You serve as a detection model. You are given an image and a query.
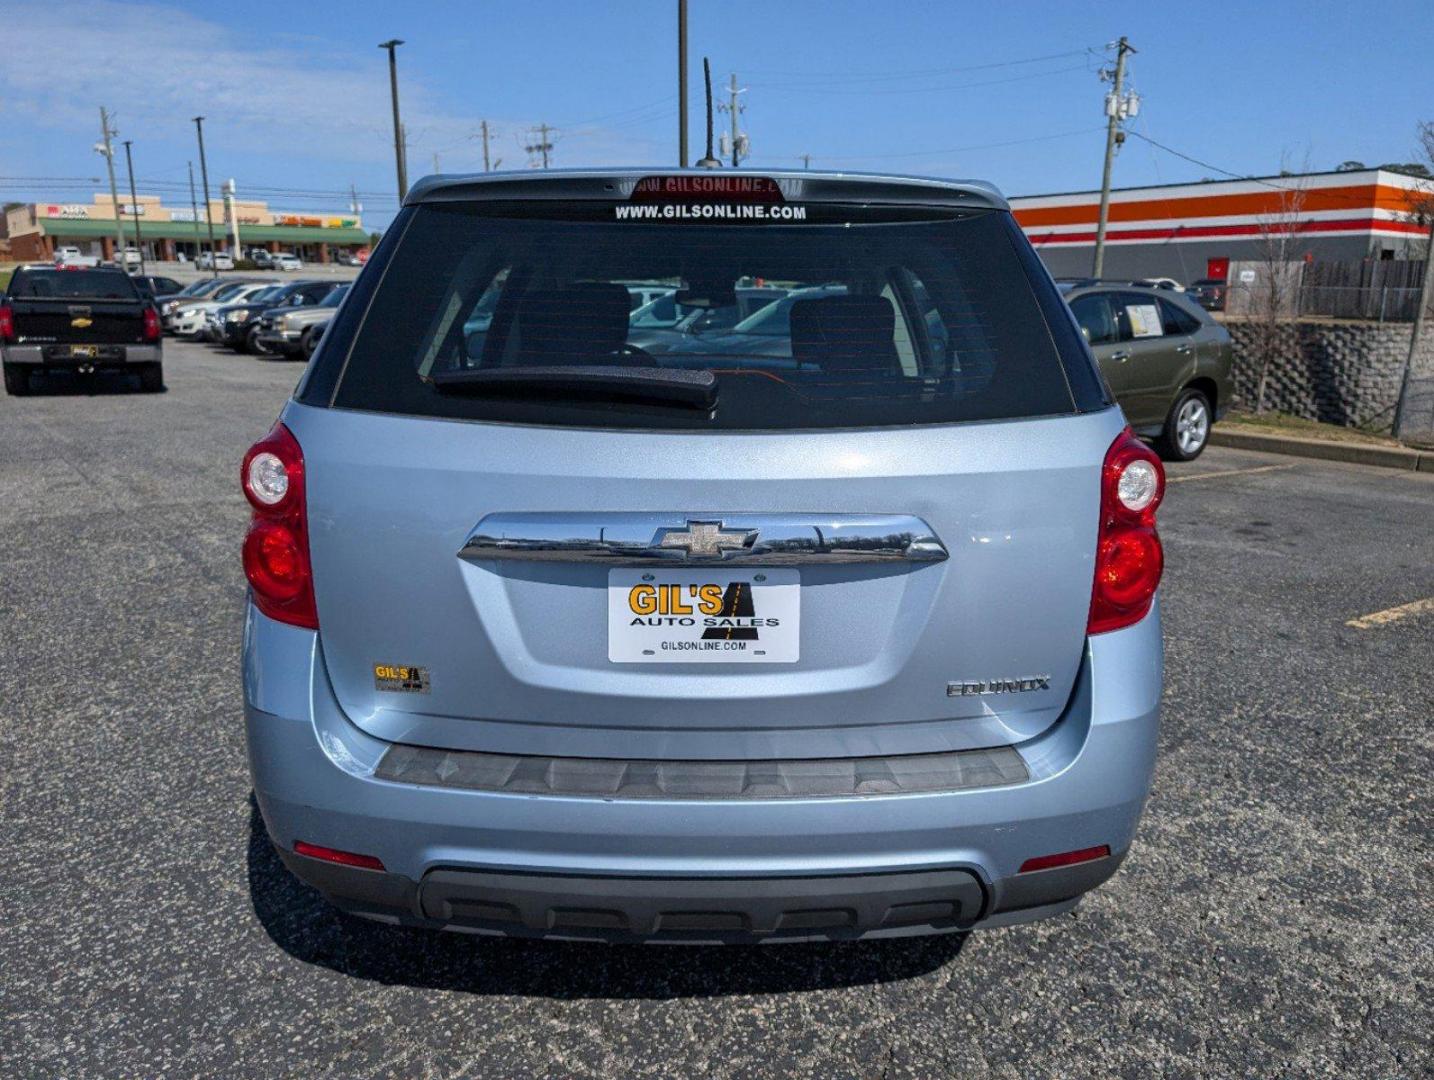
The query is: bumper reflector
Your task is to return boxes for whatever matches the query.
[1018,844,1111,874]
[294,840,385,871]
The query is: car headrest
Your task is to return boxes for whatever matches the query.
[789,294,901,374]
[514,282,632,364]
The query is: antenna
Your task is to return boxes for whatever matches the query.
[695,57,722,168]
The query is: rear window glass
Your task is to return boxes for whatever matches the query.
[9,269,138,300]
[330,203,1079,430]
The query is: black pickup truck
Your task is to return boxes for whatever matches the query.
[1,265,163,395]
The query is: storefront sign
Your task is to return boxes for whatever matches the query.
[45,204,91,219]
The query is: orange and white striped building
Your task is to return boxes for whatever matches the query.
[1010,168,1430,282]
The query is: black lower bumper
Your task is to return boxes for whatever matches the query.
[279,847,1127,943]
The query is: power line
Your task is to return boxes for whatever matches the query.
[743,46,1103,83]
[754,126,1104,165]
[749,62,1094,97]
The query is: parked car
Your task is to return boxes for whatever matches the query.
[249,249,275,269]
[255,283,350,358]
[114,247,143,271]
[1,264,162,394]
[1131,277,1183,292]
[157,277,237,330]
[664,285,848,363]
[335,251,362,266]
[273,252,303,271]
[134,275,183,300]
[242,170,1166,943]
[215,279,337,353]
[1185,278,1228,312]
[53,246,100,268]
[198,251,235,271]
[626,285,787,355]
[172,281,280,339]
[1065,283,1232,460]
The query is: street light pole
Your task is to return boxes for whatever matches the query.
[193,116,220,278]
[379,39,408,200]
[121,140,147,278]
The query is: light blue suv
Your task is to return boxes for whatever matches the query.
[242,170,1166,942]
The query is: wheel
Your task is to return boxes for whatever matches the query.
[300,327,319,361]
[1155,388,1211,461]
[138,363,164,393]
[3,363,31,397]
[243,325,267,355]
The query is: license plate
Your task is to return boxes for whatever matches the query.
[608,568,799,663]
[69,345,99,358]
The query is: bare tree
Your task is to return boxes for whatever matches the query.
[1248,165,1311,414]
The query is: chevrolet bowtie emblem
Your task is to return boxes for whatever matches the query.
[71,317,93,328]
[653,520,757,559]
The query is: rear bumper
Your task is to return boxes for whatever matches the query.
[3,344,160,366]
[257,329,301,351]
[245,602,1161,942]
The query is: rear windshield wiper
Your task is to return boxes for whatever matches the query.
[429,365,717,409]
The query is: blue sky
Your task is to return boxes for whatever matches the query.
[2,0,1431,231]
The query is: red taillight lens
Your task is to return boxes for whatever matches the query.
[293,841,385,871]
[1018,845,1111,874]
[0,304,14,342]
[142,306,160,341]
[1088,428,1165,635]
[241,422,317,628]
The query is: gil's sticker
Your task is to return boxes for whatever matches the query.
[373,663,430,693]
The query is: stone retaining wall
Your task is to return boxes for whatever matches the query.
[1223,318,1434,431]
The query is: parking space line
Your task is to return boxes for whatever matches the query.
[1167,463,1299,484]
[1346,597,1434,630]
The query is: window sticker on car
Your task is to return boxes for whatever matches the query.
[1127,303,1164,338]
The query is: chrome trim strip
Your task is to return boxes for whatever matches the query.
[457,513,949,566]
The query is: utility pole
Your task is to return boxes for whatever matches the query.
[678,0,689,167]
[801,153,811,170]
[187,162,202,263]
[349,183,362,219]
[526,124,554,169]
[480,120,492,172]
[1392,220,1434,438]
[97,107,126,256]
[432,151,441,175]
[1092,36,1136,278]
[121,140,146,278]
[717,72,747,167]
[193,116,220,277]
[379,39,408,199]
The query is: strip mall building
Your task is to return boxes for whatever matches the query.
[3,193,367,264]
[1010,168,1430,282]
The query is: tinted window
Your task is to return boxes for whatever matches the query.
[1069,294,1117,345]
[1159,298,1201,335]
[329,203,1082,431]
[9,269,138,300]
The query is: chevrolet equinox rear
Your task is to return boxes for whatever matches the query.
[243,171,1165,942]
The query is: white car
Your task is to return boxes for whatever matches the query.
[54,246,100,268]
[198,251,235,271]
[115,247,143,270]
[273,252,303,271]
[171,281,280,338]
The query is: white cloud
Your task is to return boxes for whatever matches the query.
[0,0,665,171]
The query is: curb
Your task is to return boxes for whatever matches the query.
[1209,428,1432,472]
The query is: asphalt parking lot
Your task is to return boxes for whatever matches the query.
[2,340,1430,1079]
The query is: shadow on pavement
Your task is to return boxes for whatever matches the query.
[246,796,966,998]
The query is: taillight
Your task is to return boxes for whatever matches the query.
[241,422,317,628]
[142,306,161,342]
[0,304,14,342]
[293,841,385,871]
[1088,427,1165,635]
